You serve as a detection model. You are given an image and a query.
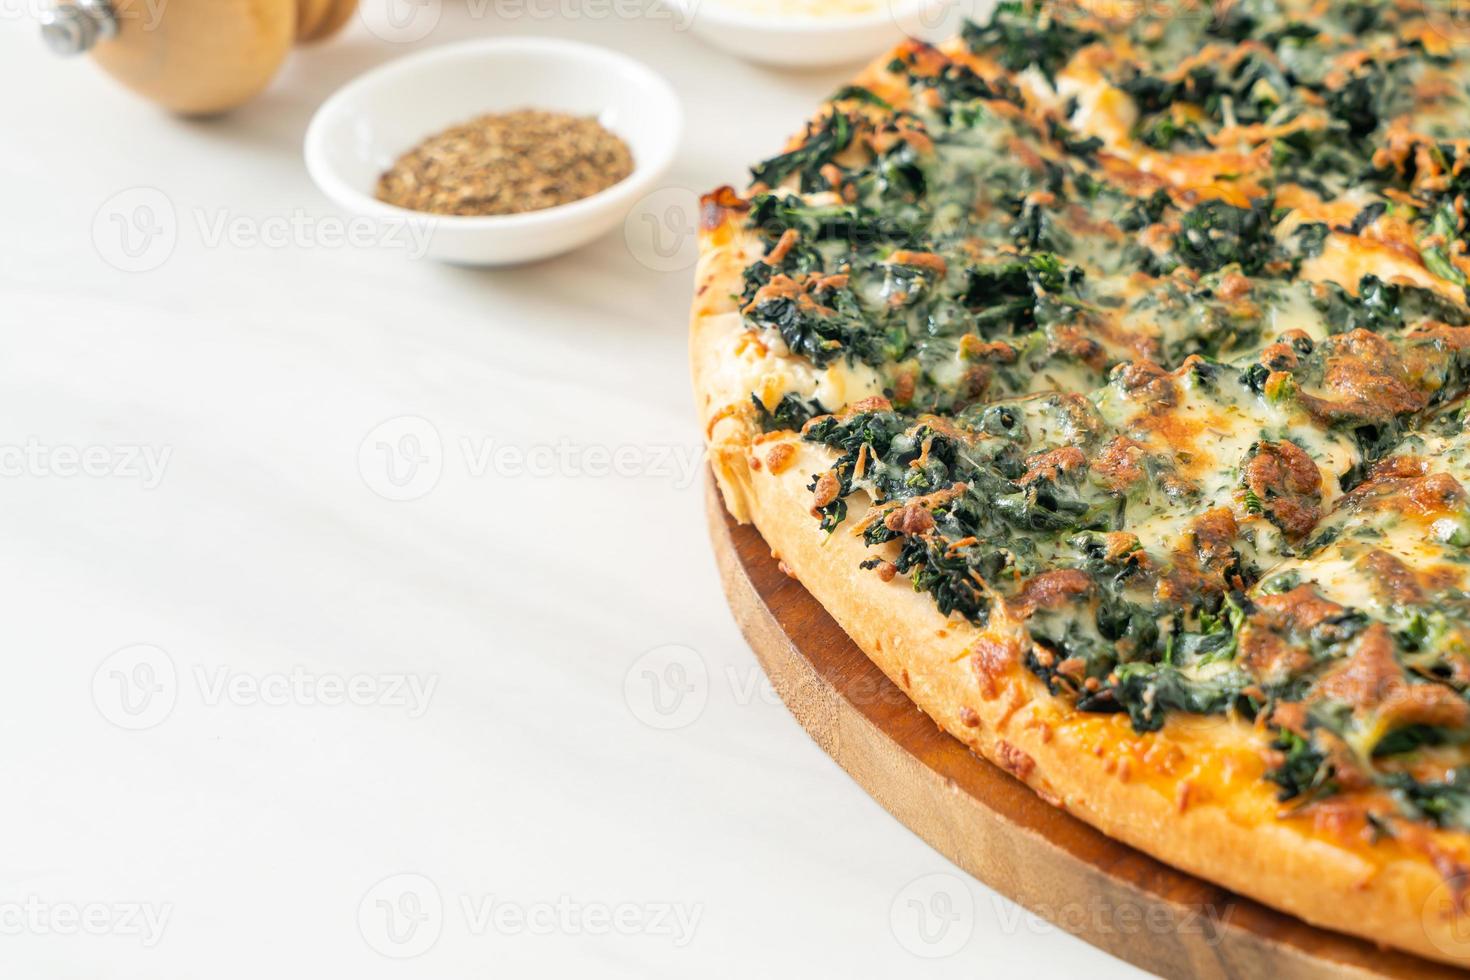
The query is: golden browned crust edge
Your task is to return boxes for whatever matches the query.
[738,437,1470,966]
[686,39,1470,969]
[689,193,762,523]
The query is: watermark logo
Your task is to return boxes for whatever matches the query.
[619,653,913,732]
[17,0,168,30]
[890,872,974,958]
[1093,0,1220,32]
[92,189,436,272]
[0,897,172,946]
[480,0,697,27]
[890,874,1232,958]
[359,0,441,41]
[358,416,444,502]
[457,439,703,486]
[358,873,444,959]
[1425,1,1470,45]
[0,438,171,488]
[624,187,700,273]
[92,647,438,729]
[193,666,437,717]
[460,894,702,946]
[92,644,178,731]
[357,416,705,501]
[988,892,1234,946]
[359,0,695,41]
[1422,875,1470,958]
[92,187,177,274]
[889,0,962,43]
[357,873,702,956]
[623,644,709,730]
[191,208,434,256]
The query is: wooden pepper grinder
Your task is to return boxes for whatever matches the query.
[40,0,359,115]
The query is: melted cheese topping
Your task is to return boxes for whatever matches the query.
[700,0,1470,856]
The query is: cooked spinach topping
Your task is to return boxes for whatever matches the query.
[961,1,1099,81]
[752,393,825,433]
[1266,728,1335,802]
[1383,770,1470,831]
[1167,201,1277,276]
[1312,276,1470,335]
[750,111,855,193]
[726,0,1470,833]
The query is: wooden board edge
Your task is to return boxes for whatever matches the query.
[703,474,1463,980]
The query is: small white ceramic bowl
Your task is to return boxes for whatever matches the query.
[304,38,681,266]
[665,0,949,67]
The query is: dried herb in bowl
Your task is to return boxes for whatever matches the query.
[375,109,634,217]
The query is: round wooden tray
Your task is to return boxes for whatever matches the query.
[704,477,1462,979]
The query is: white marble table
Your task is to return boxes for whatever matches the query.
[0,8,1145,977]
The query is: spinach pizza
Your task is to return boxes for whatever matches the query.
[691,0,1470,964]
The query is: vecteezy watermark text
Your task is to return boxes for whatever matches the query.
[889,871,1234,959]
[359,0,696,44]
[0,438,170,489]
[7,0,167,29]
[357,873,701,959]
[193,665,437,715]
[92,645,438,730]
[0,897,172,947]
[460,439,702,484]
[460,894,701,946]
[93,188,436,273]
[358,416,705,502]
[623,644,914,731]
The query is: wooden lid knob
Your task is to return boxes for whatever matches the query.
[44,0,359,115]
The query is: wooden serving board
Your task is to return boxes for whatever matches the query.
[704,477,1463,980]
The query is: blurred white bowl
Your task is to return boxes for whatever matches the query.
[665,0,949,67]
[304,37,681,266]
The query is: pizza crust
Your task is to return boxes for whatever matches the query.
[689,214,1470,971]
